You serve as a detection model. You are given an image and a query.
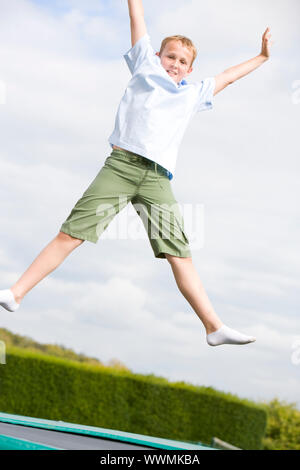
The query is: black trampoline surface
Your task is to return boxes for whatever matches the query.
[0,422,154,450]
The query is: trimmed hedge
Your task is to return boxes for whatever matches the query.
[0,347,267,449]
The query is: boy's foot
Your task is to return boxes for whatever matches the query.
[206,324,256,346]
[0,289,20,312]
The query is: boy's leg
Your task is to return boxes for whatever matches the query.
[0,232,84,310]
[12,232,84,302]
[133,168,256,346]
[165,254,256,346]
[165,254,222,334]
[1,149,143,312]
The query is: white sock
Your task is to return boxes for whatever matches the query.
[207,324,256,346]
[0,289,20,312]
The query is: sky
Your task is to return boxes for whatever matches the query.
[0,0,300,411]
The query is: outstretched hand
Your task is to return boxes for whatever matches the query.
[261,27,274,58]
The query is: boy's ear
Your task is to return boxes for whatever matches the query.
[155,52,160,57]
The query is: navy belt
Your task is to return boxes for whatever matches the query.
[113,148,173,181]
[136,155,172,180]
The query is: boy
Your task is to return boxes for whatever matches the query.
[0,1,273,346]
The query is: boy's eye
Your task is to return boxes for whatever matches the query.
[168,55,186,64]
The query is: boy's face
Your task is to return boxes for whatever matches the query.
[156,40,194,84]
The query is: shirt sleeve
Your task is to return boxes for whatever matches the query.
[123,34,153,75]
[194,77,216,112]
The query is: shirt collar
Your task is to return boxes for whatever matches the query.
[178,79,188,87]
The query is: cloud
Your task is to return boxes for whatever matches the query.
[153,0,300,56]
[1,0,300,409]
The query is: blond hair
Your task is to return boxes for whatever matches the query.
[159,35,197,68]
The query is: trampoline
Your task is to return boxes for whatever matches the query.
[0,412,216,450]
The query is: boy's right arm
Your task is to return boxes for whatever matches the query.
[127,0,148,47]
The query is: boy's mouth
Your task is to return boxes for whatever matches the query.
[167,70,178,76]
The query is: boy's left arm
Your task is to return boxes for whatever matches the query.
[214,27,273,96]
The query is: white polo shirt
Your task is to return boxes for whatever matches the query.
[108,34,215,179]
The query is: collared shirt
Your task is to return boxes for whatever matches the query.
[108,34,215,179]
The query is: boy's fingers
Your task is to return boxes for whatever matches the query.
[263,31,272,42]
[263,27,271,38]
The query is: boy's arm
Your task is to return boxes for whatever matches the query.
[213,27,273,96]
[127,0,148,47]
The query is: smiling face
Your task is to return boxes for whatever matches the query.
[156,40,194,84]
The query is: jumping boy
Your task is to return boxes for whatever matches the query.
[0,1,273,346]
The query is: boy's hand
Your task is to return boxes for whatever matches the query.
[260,27,274,59]
[127,0,147,47]
[214,27,273,96]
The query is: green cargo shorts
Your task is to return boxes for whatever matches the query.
[60,148,191,259]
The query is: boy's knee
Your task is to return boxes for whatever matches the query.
[57,231,85,246]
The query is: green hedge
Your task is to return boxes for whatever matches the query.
[0,347,267,449]
[262,399,300,450]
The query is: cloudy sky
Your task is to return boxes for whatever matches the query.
[1,0,300,411]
